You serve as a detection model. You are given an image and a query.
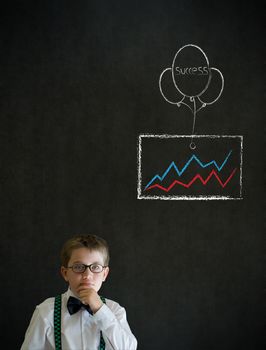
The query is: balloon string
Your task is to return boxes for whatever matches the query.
[190,98,197,150]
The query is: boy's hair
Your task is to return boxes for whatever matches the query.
[60,234,110,267]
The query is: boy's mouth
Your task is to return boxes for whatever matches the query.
[80,282,94,287]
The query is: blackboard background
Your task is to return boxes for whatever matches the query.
[0,1,264,349]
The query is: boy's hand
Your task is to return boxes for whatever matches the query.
[78,287,103,313]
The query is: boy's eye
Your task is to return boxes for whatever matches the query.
[72,263,85,272]
[90,264,103,272]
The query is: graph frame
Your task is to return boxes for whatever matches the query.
[137,134,243,201]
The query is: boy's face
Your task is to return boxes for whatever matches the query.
[61,247,109,297]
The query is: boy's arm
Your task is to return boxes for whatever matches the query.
[21,307,53,350]
[93,300,137,350]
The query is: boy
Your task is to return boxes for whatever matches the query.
[21,234,137,350]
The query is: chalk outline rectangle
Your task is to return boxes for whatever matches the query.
[137,134,243,200]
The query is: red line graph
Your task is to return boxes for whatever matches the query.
[145,168,237,192]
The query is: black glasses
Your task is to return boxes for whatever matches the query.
[67,263,107,274]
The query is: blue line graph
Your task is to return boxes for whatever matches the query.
[144,150,232,190]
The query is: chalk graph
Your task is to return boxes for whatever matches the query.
[144,150,233,190]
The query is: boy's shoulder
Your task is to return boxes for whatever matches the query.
[104,297,121,307]
[103,297,127,315]
[37,290,69,308]
[35,296,55,314]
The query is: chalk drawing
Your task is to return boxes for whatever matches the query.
[159,44,224,149]
[137,44,243,200]
[137,135,243,200]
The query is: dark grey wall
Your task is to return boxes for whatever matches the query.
[1,1,264,349]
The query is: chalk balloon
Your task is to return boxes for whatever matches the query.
[172,44,211,97]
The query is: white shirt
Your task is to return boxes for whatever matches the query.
[21,289,137,350]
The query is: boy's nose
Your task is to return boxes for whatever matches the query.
[82,268,93,279]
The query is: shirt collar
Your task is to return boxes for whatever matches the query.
[66,287,80,300]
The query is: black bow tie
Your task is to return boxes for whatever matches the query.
[67,296,93,315]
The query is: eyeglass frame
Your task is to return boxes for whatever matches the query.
[66,262,108,274]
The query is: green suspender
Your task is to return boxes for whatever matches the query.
[99,296,106,350]
[54,295,62,350]
[54,295,106,350]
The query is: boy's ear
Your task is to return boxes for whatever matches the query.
[102,266,110,282]
[60,266,69,282]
